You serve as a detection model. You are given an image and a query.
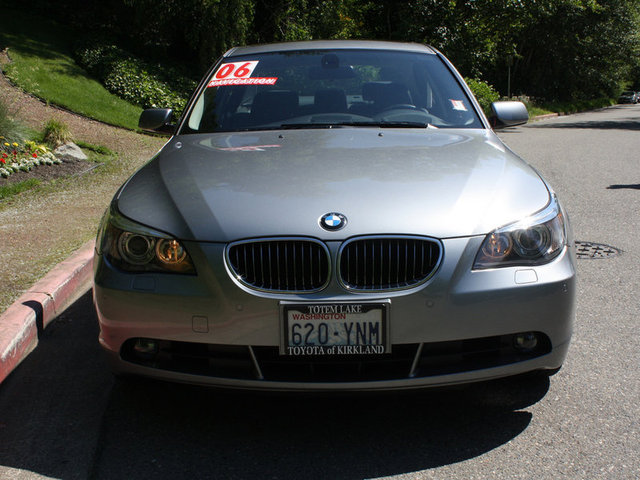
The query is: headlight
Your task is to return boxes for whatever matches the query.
[473,196,566,269]
[97,207,196,274]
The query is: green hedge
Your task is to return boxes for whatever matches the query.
[465,77,500,115]
[75,41,196,116]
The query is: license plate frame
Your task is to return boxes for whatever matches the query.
[279,302,390,356]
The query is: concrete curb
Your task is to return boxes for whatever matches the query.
[531,113,560,122]
[0,240,95,384]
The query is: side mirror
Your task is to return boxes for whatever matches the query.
[138,108,175,134]
[489,101,529,129]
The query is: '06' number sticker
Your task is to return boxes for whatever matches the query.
[214,61,259,80]
[207,61,278,87]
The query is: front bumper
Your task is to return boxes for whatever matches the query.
[93,235,576,391]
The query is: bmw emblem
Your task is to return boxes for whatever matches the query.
[320,212,347,231]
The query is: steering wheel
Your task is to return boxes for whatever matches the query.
[377,104,421,113]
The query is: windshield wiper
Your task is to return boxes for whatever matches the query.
[334,121,435,129]
[279,123,345,129]
[234,121,437,132]
[378,121,434,128]
[279,121,435,129]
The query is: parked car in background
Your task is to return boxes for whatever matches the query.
[618,91,638,104]
[93,40,576,391]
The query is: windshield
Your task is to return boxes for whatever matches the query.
[183,49,483,133]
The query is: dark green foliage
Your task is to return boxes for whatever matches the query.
[103,59,189,114]
[118,0,255,73]
[500,0,640,101]
[73,42,121,79]
[251,0,368,43]
[352,0,640,102]
[7,0,640,103]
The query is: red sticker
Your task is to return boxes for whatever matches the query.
[208,60,277,87]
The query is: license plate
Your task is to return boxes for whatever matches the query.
[280,303,389,356]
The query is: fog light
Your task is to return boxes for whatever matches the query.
[133,338,159,359]
[514,332,538,352]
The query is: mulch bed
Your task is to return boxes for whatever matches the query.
[0,159,96,187]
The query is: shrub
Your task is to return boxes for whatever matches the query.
[42,118,72,147]
[74,43,122,79]
[75,40,196,117]
[465,78,500,115]
[104,58,190,114]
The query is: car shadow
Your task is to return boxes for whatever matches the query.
[92,376,545,479]
[0,292,550,480]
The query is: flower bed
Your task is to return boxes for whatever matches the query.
[0,138,61,178]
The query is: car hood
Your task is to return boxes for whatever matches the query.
[116,128,550,242]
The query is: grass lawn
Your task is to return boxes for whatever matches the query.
[528,105,555,118]
[0,178,40,200]
[0,9,142,130]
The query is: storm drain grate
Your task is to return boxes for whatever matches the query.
[575,241,621,259]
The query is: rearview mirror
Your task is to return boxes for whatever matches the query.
[308,65,356,80]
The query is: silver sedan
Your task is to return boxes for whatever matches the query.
[93,40,576,391]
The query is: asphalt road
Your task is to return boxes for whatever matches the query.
[0,105,638,479]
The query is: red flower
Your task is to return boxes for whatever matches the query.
[0,158,5,164]
[32,153,38,158]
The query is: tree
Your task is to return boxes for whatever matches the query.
[11,0,640,100]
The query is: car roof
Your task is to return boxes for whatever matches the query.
[224,40,436,57]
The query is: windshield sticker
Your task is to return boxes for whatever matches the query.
[450,99,467,111]
[207,61,277,87]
